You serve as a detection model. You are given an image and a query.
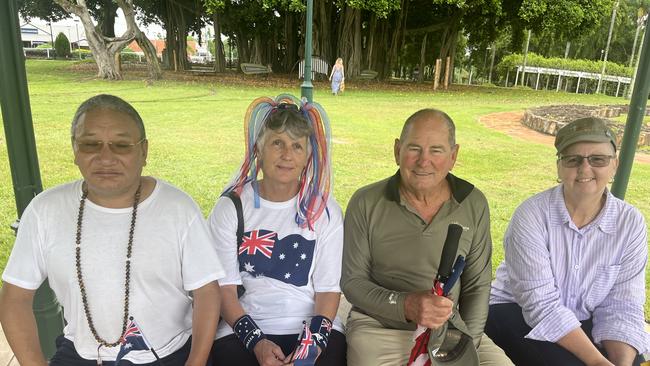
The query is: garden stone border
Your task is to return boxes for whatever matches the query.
[522,105,650,147]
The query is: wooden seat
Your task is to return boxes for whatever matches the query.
[240,63,272,75]
[359,69,378,80]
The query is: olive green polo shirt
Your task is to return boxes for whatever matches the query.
[341,171,492,343]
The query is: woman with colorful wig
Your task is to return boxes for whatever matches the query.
[208,94,346,366]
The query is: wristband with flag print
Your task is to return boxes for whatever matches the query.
[233,314,266,352]
[309,315,332,350]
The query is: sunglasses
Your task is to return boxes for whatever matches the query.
[274,103,300,112]
[558,154,614,168]
[75,138,146,155]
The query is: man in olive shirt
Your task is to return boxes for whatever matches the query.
[341,109,511,365]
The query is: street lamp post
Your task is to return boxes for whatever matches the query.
[300,0,314,103]
[612,21,650,198]
[67,26,72,55]
[597,0,619,94]
[521,29,532,87]
[74,19,81,59]
[627,14,648,99]
[47,20,54,48]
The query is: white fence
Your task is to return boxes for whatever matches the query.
[511,65,631,96]
[298,57,329,79]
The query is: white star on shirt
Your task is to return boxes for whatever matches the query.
[293,243,299,249]
[124,343,132,349]
[279,253,286,260]
[285,273,291,279]
[295,263,299,267]
[300,253,307,260]
[244,262,255,272]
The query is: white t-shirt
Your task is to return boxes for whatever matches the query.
[208,183,344,338]
[2,179,225,363]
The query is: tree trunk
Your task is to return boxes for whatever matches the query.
[164,2,189,71]
[384,0,406,78]
[437,16,459,86]
[212,13,226,72]
[251,34,262,64]
[366,13,376,70]
[236,31,250,63]
[163,0,176,70]
[134,31,161,79]
[117,1,161,80]
[284,12,298,72]
[338,5,361,78]
[448,29,458,83]
[54,0,137,80]
[175,7,189,71]
[314,0,332,60]
[418,33,427,83]
[97,0,117,37]
[352,8,361,76]
[373,17,389,78]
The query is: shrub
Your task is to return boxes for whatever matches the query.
[70,49,93,60]
[54,33,71,59]
[497,53,633,77]
[120,52,142,63]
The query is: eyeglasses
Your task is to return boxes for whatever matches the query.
[75,138,146,155]
[558,154,615,168]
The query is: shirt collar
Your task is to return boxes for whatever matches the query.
[384,170,474,204]
[549,184,617,234]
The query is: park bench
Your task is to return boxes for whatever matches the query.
[240,63,272,75]
[358,69,378,80]
[189,66,216,76]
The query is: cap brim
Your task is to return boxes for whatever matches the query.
[557,134,613,153]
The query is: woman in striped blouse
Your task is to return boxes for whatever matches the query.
[486,117,649,366]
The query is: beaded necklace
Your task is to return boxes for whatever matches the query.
[75,183,142,349]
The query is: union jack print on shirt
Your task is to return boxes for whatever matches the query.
[239,230,277,258]
[238,230,315,287]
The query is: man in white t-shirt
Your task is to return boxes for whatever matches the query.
[0,94,225,366]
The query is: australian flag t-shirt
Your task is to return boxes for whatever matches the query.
[209,183,344,337]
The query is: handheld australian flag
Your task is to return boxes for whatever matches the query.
[291,322,319,366]
[407,256,466,366]
[115,317,152,365]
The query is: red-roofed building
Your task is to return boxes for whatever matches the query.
[127,39,198,57]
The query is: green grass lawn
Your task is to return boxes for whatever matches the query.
[1,60,649,317]
[612,114,650,125]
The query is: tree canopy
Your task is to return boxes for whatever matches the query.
[19,0,644,82]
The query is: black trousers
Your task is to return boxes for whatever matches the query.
[211,330,347,366]
[49,335,194,366]
[485,303,644,366]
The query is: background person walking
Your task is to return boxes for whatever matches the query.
[329,58,345,96]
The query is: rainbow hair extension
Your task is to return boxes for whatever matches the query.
[223,94,332,230]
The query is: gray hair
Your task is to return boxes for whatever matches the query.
[257,106,314,152]
[400,108,456,147]
[70,94,146,140]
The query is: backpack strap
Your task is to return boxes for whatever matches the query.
[226,191,244,250]
[224,191,246,298]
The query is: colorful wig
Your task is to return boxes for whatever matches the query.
[222,94,332,230]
